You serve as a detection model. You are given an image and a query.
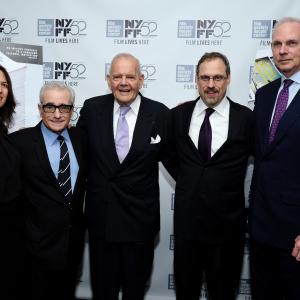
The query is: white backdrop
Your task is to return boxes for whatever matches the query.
[2,1,299,299]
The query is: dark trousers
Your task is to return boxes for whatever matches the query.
[249,238,300,300]
[88,237,154,300]
[28,257,80,300]
[27,231,84,300]
[174,236,244,300]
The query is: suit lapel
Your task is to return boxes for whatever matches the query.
[182,99,198,135]
[182,99,202,157]
[95,96,121,169]
[209,98,236,161]
[209,98,249,162]
[260,79,281,152]
[266,88,300,154]
[227,98,242,140]
[122,96,155,164]
[33,124,65,201]
[68,128,82,198]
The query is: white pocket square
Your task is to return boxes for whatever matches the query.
[150,134,161,144]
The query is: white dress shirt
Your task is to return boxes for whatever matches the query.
[189,97,230,157]
[113,95,141,148]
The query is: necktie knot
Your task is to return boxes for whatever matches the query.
[283,79,293,89]
[57,135,64,142]
[205,107,215,118]
[120,106,131,116]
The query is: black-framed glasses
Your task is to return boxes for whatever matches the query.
[41,104,73,113]
[198,75,227,83]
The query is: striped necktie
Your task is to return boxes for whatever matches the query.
[57,135,72,202]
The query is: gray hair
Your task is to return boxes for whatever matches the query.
[109,53,142,75]
[39,81,75,105]
[272,17,300,38]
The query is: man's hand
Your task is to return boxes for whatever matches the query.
[291,235,300,261]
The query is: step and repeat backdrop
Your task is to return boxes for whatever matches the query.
[2,0,299,299]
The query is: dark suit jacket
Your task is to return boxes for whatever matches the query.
[77,93,172,242]
[9,123,87,269]
[0,134,23,297]
[171,97,253,244]
[249,78,300,250]
[0,133,21,215]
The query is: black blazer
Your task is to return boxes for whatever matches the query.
[9,124,87,269]
[249,78,300,250]
[0,134,24,300]
[171,97,253,244]
[77,93,172,241]
[0,133,22,252]
[0,134,21,212]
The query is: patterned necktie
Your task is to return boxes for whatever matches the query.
[198,107,215,161]
[57,135,72,202]
[269,79,293,143]
[115,106,131,162]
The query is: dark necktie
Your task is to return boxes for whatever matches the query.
[198,107,215,161]
[115,106,131,162]
[269,79,293,143]
[57,135,72,202]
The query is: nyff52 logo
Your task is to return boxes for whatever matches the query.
[176,65,196,83]
[0,18,19,34]
[44,62,86,80]
[252,20,277,39]
[106,20,157,38]
[38,19,86,37]
[178,19,231,38]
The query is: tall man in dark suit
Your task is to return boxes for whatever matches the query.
[171,52,253,300]
[9,82,87,300]
[77,53,172,300]
[249,17,300,300]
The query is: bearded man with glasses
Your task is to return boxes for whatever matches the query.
[170,52,254,300]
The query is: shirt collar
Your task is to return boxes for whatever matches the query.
[282,70,300,84]
[113,94,141,116]
[196,96,229,118]
[41,122,69,145]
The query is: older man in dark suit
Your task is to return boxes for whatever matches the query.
[9,81,87,300]
[249,17,300,300]
[77,53,173,300]
[171,52,253,300]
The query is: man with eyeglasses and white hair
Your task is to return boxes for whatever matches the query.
[170,52,253,300]
[9,81,87,300]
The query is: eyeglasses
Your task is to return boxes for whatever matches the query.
[0,82,9,89]
[198,75,227,83]
[41,104,73,113]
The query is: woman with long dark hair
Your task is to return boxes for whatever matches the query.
[0,65,16,133]
[0,64,23,300]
